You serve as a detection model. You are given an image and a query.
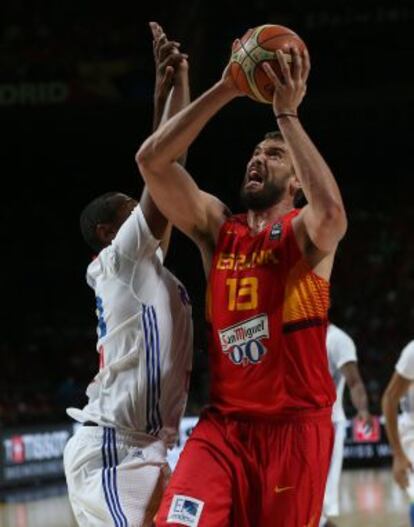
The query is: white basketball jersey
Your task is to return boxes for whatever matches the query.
[67,205,193,447]
[326,324,357,423]
[396,341,414,418]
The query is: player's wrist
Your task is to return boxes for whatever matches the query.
[175,67,189,84]
[215,79,241,100]
[275,110,298,120]
[394,448,407,459]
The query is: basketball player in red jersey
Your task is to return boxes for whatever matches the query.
[137,45,347,527]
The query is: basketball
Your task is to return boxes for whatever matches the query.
[229,24,307,104]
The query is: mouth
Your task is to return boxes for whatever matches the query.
[245,168,264,189]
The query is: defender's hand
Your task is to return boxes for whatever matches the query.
[150,21,188,99]
[356,410,373,430]
[393,452,413,489]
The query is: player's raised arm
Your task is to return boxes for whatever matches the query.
[136,66,242,245]
[139,22,190,254]
[262,46,347,258]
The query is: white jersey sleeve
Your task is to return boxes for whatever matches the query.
[113,204,161,261]
[327,324,357,371]
[86,204,161,292]
[396,341,414,380]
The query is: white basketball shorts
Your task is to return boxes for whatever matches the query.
[64,426,169,527]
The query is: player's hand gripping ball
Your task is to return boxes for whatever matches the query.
[229,24,307,103]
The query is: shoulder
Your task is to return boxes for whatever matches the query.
[399,341,414,362]
[328,324,354,344]
[327,324,357,364]
[396,340,414,379]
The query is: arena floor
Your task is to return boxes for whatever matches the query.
[0,468,410,527]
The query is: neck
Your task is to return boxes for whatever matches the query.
[246,200,294,235]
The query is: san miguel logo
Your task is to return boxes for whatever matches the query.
[218,314,269,366]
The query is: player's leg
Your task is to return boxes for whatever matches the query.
[64,426,168,527]
[64,427,115,527]
[261,413,334,527]
[113,430,170,527]
[400,422,414,527]
[155,411,247,527]
[404,455,414,526]
[319,420,346,527]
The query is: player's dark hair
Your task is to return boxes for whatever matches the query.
[79,192,126,252]
[264,130,284,142]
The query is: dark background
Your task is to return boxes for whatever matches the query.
[1,0,413,425]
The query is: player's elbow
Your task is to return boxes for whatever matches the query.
[320,201,348,242]
[308,202,348,252]
[136,133,168,172]
[136,140,157,174]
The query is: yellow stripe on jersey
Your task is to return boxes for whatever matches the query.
[282,260,330,324]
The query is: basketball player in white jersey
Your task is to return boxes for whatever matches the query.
[320,323,371,527]
[382,340,414,527]
[63,23,192,527]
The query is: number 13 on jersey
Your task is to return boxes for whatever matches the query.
[226,277,258,311]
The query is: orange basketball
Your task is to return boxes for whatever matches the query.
[229,24,307,104]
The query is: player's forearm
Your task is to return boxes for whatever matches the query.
[166,71,190,122]
[142,70,192,248]
[164,72,191,166]
[137,81,236,171]
[153,92,168,132]
[382,394,405,456]
[278,116,347,241]
[349,382,369,414]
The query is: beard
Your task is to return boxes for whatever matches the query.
[239,180,286,211]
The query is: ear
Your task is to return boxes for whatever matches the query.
[288,174,301,197]
[96,223,117,247]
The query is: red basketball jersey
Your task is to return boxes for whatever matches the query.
[206,209,335,417]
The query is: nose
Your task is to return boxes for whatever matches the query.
[251,152,265,165]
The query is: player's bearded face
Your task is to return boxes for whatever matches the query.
[240,156,293,212]
[240,139,295,211]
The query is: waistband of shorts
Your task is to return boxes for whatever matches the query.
[74,425,167,453]
[205,405,333,424]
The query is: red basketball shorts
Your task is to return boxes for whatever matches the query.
[156,407,334,527]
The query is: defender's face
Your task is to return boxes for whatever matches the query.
[95,194,138,250]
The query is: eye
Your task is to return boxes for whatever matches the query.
[268,150,282,159]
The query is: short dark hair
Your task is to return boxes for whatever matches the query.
[79,192,126,252]
[264,130,284,142]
